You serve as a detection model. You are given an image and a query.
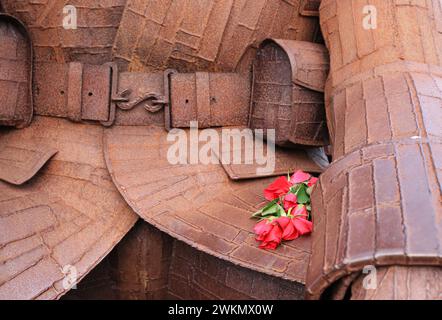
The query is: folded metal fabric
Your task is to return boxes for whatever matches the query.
[0,2,332,297]
[98,40,329,283]
[0,140,57,185]
[0,117,137,299]
[306,0,442,299]
[0,13,33,128]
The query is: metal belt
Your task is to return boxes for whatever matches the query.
[33,62,251,129]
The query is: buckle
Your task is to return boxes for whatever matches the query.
[106,68,177,128]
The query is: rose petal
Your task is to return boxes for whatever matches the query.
[254,220,273,241]
[308,177,319,187]
[259,241,279,250]
[290,170,311,184]
[283,194,297,211]
[292,218,313,235]
[254,220,271,234]
[275,216,290,228]
[282,221,299,241]
[293,204,308,217]
[264,176,292,201]
[264,224,283,243]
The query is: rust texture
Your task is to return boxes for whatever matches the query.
[306,0,442,299]
[250,39,329,147]
[34,63,113,123]
[63,221,306,300]
[0,117,137,299]
[2,0,126,65]
[104,126,312,284]
[0,1,326,300]
[0,14,33,128]
[299,0,321,17]
[167,239,305,300]
[106,221,173,300]
[0,141,57,185]
[170,73,251,129]
[112,0,322,73]
[215,129,323,180]
[4,0,441,301]
[348,266,442,300]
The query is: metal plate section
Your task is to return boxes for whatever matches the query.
[81,65,112,122]
[299,0,321,17]
[0,142,57,185]
[0,117,138,300]
[34,62,112,122]
[104,125,312,284]
[0,14,33,128]
[250,40,329,147]
[170,72,250,128]
[212,128,323,180]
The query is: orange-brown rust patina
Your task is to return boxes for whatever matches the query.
[0,0,441,301]
[306,0,442,299]
[0,0,326,300]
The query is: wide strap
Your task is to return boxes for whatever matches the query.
[33,62,253,129]
[169,72,251,128]
[34,62,114,123]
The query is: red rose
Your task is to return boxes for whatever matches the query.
[308,177,319,187]
[253,219,273,241]
[293,204,308,218]
[291,205,312,235]
[283,193,298,211]
[292,216,313,235]
[290,170,311,184]
[254,221,283,250]
[264,176,292,201]
[275,216,299,241]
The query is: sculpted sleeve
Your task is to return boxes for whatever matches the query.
[307,0,442,299]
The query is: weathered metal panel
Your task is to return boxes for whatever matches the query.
[0,14,33,128]
[250,40,329,147]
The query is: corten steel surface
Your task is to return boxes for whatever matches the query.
[2,0,125,65]
[0,142,57,185]
[306,0,442,299]
[0,117,137,300]
[104,125,312,284]
[170,73,251,129]
[0,14,33,128]
[299,0,321,17]
[63,222,307,300]
[167,240,305,300]
[214,130,323,180]
[250,40,329,147]
[112,0,323,73]
[34,62,114,123]
[347,266,442,300]
[34,62,167,127]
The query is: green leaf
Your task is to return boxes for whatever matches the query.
[252,210,263,218]
[276,204,286,217]
[306,205,312,212]
[251,199,278,218]
[297,185,310,204]
[261,203,279,216]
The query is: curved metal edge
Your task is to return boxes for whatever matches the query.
[0,13,34,128]
[102,129,309,285]
[0,147,58,185]
[261,38,329,93]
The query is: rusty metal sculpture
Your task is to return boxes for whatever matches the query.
[306,0,442,300]
[0,0,441,301]
[0,13,33,128]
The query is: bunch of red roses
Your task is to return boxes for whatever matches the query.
[252,170,318,250]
